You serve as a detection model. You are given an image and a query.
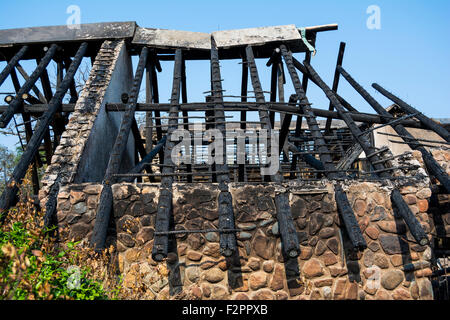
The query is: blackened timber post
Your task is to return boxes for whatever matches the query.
[239,54,248,182]
[149,53,164,163]
[279,95,297,155]
[372,83,450,142]
[246,45,300,258]
[0,44,58,128]
[90,47,148,250]
[0,42,88,222]
[324,42,346,134]
[9,68,40,195]
[304,61,429,246]
[211,39,237,257]
[338,66,450,193]
[280,45,367,251]
[181,55,192,182]
[118,136,167,183]
[152,49,183,261]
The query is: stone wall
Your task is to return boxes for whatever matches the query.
[55,180,435,300]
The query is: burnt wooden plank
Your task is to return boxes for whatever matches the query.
[119,136,167,183]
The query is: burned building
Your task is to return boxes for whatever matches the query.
[0,22,449,300]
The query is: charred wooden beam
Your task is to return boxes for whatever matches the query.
[304,60,429,246]
[338,66,450,193]
[118,136,167,183]
[131,118,148,165]
[0,42,88,222]
[181,55,192,183]
[279,95,297,154]
[246,45,300,258]
[325,42,346,134]
[372,83,450,142]
[280,45,366,251]
[292,57,357,112]
[239,55,248,182]
[0,46,28,88]
[152,49,183,262]
[63,57,79,103]
[147,53,164,163]
[211,38,237,257]
[90,47,148,250]
[0,44,57,128]
[268,49,280,128]
[15,64,47,103]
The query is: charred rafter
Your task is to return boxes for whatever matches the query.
[338,66,450,193]
[304,60,429,246]
[372,83,450,143]
[280,45,367,251]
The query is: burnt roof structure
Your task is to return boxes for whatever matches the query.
[0,22,448,267]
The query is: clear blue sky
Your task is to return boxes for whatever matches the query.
[0,0,449,151]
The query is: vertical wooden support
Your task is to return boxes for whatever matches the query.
[324,42,346,134]
[280,45,366,250]
[211,38,237,257]
[152,49,183,261]
[239,54,248,182]
[246,45,300,258]
[181,56,192,182]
